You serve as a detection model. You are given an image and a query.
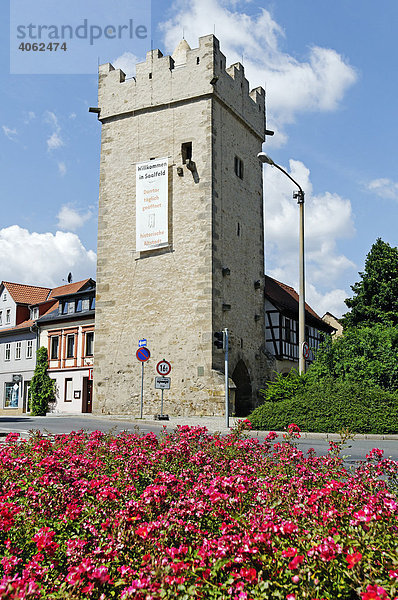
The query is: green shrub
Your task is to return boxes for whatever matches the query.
[259,369,307,402]
[249,379,398,433]
[30,346,56,416]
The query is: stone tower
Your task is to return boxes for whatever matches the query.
[93,34,270,417]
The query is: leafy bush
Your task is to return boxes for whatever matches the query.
[249,379,398,433]
[259,369,307,402]
[0,426,397,599]
[29,346,55,416]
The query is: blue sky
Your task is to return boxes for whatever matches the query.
[1,0,397,317]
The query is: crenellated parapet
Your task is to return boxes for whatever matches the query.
[97,34,265,139]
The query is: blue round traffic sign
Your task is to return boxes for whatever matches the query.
[136,347,151,362]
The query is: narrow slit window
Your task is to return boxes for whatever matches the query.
[181,142,192,164]
[234,156,243,179]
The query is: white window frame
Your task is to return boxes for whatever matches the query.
[15,341,22,360]
[6,309,11,324]
[0,311,2,325]
[3,292,7,301]
[26,340,33,359]
[5,343,11,361]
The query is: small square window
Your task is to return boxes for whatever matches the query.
[234,156,244,179]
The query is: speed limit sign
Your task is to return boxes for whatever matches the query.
[156,360,171,376]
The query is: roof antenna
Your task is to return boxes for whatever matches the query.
[182,28,185,39]
[213,24,216,35]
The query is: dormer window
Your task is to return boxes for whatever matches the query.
[67,301,75,314]
[31,307,39,320]
[82,298,90,311]
[62,302,68,314]
[76,299,82,312]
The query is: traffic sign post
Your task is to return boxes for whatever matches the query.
[136,347,151,418]
[154,363,171,421]
[302,342,310,360]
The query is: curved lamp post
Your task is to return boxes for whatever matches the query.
[257,152,306,374]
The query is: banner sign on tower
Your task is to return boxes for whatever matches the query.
[136,158,168,252]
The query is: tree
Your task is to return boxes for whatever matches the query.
[30,347,56,416]
[342,238,398,328]
[307,324,398,392]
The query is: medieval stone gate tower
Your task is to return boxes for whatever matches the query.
[93,34,270,416]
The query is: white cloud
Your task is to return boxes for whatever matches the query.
[58,161,67,176]
[0,226,96,288]
[112,52,140,78]
[57,205,93,231]
[160,0,357,143]
[2,126,18,141]
[264,160,356,317]
[44,110,64,151]
[367,178,398,201]
[47,132,64,151]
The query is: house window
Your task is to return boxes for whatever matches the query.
[234,156,244,179]
[76,299,82,312]
[15,341,22,360]
[64,378,73,402]
[30,307,39,320]
[3,292,7,301]
[66,334,75,358]
[90,297,95,310]
[5,343,11,361]
[62,302,68,314]
[285,318,291,343]
[4,382,19,408]
[51,336,59,360]
[26,340,33,359]
[6,309,10,324]
[67,302,75,314]
[82,298,90,311]
[85,332,94,357]
[0,311,2,325]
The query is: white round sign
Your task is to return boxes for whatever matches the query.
[156,360,171,376]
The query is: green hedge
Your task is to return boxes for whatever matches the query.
[249,379,398,434]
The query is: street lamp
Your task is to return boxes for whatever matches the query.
[258,152,306,374]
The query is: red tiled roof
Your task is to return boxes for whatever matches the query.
[265,275,334,332]
[0,319,35,335]
[49,279,92,299]
[2,282,51,305]
[41,301,59,317]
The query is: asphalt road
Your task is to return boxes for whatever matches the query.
[0,415,397,464]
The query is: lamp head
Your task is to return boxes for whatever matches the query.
[257,152,274,166]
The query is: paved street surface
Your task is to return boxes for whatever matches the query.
[0,414,397,464]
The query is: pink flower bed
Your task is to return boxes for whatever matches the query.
[0,422,397,599]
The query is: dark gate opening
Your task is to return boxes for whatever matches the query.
[232,360,252,417]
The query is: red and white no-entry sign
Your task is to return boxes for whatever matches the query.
[156,360,171,376]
